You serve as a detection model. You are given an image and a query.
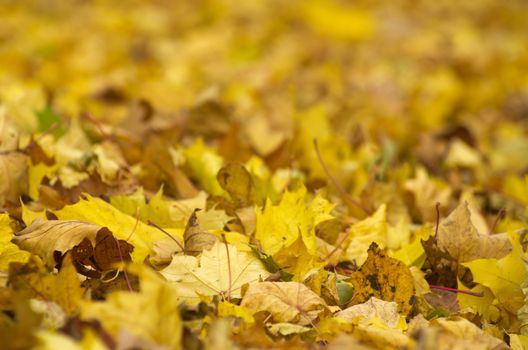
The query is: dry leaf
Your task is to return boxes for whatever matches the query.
[241,281,327,326]
[161,241,269,300]
[13,219,103,268]
[183,210,216,256]
[437,202,511,262]
[9,254,84,315]
[348,243,415,315]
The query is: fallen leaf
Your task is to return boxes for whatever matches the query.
[437,202,511,262]
[335,297,405,330]
[160,240,269,300]
[13,219,103,268]
[183,210,216,255]
[255,186,334,256]
[348,243,415,315]
[71,229,133,277]
[463,231,525,314]
[182,138,224,196]
[217,162,256,207]
[80,265,182,350]
[344,205,387,265]
[0,152,28,206]
[241,281,327,326]
[0,213,30,271]
[431,316,509,350]
[9,254,84,315]
[52,194,165,261]
[266,323,311,336]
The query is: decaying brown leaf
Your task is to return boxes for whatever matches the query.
[348,243,415,315]
[72,229,133,278]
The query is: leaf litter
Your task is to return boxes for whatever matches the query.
[1,1,528,349]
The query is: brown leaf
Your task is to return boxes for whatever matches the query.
[421,235,458,288]
[41,170,138,207]
[24,138,54,166]
[72,229,133,277]
[183,210,216,255]
[0,152,28,206]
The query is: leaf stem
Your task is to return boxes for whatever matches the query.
[429,284,483,297]
[313,138,370,215]
[434,202,440,238]
[113,236,133,292]
[221,234,232,302]
[148,220,186,252]
[489,208,506,235]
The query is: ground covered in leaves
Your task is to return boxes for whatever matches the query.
[1,1,528,349]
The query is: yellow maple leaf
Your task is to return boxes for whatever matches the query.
[255,185,334,256]
[80,265,182,350]
[181,138,224,196]
[335,297,407,331]
[0,213,30,271]
[241,281,327,326]
[217,301,254,325]
[9,254,83,315]
[389,226,432,267]
[462,231,525,314]
[343,204,387,265]
[160,240,270,301]
[110,187,180,228]
[52,194,166,262]
[348,243,415,315]
[273,235,324,281]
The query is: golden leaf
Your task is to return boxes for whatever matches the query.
[241,281,327,326]
[348,243,415,315]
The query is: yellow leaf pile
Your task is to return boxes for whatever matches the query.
[1,0,528,349]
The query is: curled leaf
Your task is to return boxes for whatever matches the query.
[217,162,256,207]
[183,210,216,255]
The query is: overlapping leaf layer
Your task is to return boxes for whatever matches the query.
[1,1,528,349]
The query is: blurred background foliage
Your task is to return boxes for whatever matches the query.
[1,0,528,223]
